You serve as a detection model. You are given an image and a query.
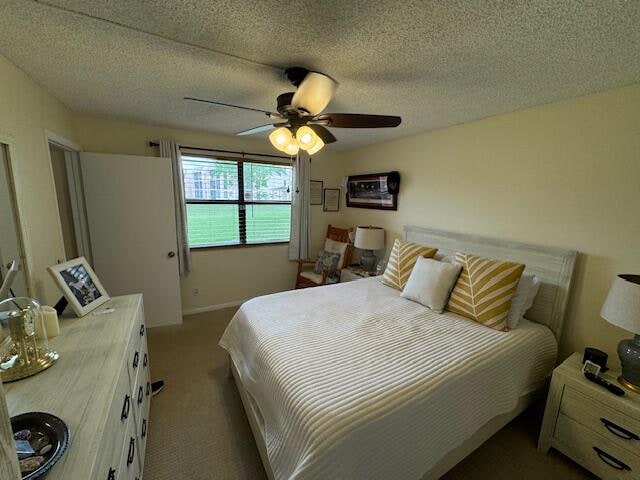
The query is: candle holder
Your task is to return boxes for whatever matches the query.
[0,297,59,382]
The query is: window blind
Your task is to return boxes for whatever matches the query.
[182,155,292,247]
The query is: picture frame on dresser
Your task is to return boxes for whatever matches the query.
[48,257,110,317]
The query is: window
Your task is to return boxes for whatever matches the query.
[181,155,292,248]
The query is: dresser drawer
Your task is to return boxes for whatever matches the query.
[125,322,145,393]
[555,414,640,479]
[91,364,132,480]
[137,366,151,466]
[118,414,142,480]
[561,386,640,454]
[131,341,149,422]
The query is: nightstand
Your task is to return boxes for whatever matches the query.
[340,265,379,283]
[539,352,640,479]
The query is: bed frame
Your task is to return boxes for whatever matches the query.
[230,226,578,479]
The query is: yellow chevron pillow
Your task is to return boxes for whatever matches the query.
[446,253,525,331]
[381,239,438,291]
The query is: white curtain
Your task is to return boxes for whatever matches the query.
[289,152,311,261]
[159,140,191,275]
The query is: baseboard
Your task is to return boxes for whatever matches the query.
[182,299,247,316]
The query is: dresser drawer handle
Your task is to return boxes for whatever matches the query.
[142,418,147,438]
[146,381,151,397]
[143,353,148,368]
[138,385,144,405]
[601,418,640,440]
[127,437,136,466]
[132,351,139,369]
[121,394,131,421]
[139,324,145,337]
[593,446,631,471]
[107,467,116,480]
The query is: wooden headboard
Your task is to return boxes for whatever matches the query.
[404,226,577,341]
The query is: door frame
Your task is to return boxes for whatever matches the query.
[0,132,33,297]
[44,130,90,263]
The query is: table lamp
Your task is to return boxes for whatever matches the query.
[354,226,385,272]
[601,274,640,392]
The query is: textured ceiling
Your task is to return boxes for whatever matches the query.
[1,0,639,149]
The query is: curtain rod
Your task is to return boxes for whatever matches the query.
[147,141,291,160]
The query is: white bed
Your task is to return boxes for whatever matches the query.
[220,226,577,480]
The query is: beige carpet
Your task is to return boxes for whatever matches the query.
[144,309,595,480]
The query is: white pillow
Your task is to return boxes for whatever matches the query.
[507,274,541,329]
[324,238,348,268]
[400,258,462,313]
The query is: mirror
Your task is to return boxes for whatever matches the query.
[0,143,30,299]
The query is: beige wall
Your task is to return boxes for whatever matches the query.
[0,53,78,304]
[73,113,347,311]
[341,83,640,363]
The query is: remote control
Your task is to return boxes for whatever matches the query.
[584,371,625,396]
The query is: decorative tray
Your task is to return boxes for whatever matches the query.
[11,412,70,479]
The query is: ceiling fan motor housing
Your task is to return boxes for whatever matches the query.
[276,92,312,123]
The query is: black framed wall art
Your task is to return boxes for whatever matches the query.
[346,171,400,210]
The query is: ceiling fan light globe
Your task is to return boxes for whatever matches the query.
[307,137,325,155]
[269,127,293,150]
[283,139,300,156]
[296,126,318,151]
[291,72,337,116]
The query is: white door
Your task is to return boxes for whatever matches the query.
[81,153,182,327]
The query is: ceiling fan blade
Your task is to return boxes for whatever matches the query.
[236,123,286,136]
[312,113,401,128]
[307,124,337,144]
[291,72,338,116]
[184,96,275,116]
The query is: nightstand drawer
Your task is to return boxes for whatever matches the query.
[561,386,640,454]
[555,414,640,479]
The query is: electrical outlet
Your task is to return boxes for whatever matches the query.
[193,288,199,296]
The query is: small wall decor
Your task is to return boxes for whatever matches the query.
[48,257,110,317]
[323,188,340,212]
[346,171,400,210]
[310,180,324,205]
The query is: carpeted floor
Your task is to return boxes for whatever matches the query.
[144,309,595,480]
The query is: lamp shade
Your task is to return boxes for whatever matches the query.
[354,226,385,251]
[601,274,640,334]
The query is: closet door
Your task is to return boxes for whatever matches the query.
[81,153,182,327]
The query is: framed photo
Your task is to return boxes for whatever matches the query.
[48,257,110,317]
[323,188,340,212]
[310,180,324,205]
[346,172,400,210]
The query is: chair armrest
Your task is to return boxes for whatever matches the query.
[296,259,315,275]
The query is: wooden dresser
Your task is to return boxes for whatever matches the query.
[4,294,151,480]
[539,352,640,479]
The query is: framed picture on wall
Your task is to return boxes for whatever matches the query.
[346,171,400,210]
[48,257,110,316]
[310,180,323,205]
[323,188,340,212]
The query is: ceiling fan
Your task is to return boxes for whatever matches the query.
[184,67,402,155]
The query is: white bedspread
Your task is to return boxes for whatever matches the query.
[219,277,557,480]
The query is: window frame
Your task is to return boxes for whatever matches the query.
[182,154,293,250]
